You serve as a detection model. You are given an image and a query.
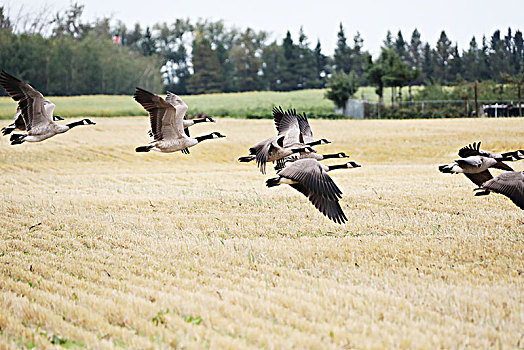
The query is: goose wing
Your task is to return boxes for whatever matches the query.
[278,159,343,201]
[458,142,482,158]
[272,106,301,147]
[289,182,348,224]
[482,171,524,209]
[464,170,493,187]
[492,161,514,171]
[134,87,185,141]
[249,136,279,174]
[458,141,504,159]
[296,112,314,144]
[0,70,51,131]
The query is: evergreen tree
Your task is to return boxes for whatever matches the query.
[383,30,394,49]
[229,28,265,91]
[351,31,371,85]
[141,27,156,56]
[408,29,424,83]
[279,31,299,90]
[187,35,222,94]
[261,41,285,90]
[293,27,318,88]
[462,36,480,81]
[434,30,452,83]
[422,43,434,84]
[312,40,328,88]
[394,30,408,62]
[333,23,352,73]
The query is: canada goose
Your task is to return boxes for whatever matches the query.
[266,158,361,224]
[238,107,325,174]
[474,171,524,209]
[0,71,95,145]
[274,152,350,171]
[134,87,225,153]
[2,101,64,136]
[458,141,524,161]
[438,155,514,194]
[238,135,315,174]
[272,106,330,147]
[147,91,216,154]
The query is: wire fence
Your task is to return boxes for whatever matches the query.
[344,99,524,119]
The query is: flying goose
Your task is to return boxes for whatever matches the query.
[2,101,64,136]
[266,158,361,224]
[134,87,225,153]
[272,106,330,147]
[439,155,513,194]
[147,91,216,154]
[0,71,95,145]
[238,135,315,174]
[238,107,325,174]
[475,171,524,209]
[458,141,523,161]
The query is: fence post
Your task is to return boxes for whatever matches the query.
[474,81,479,117]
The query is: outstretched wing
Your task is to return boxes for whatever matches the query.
[272,106,300,147]
[458,142,481,158]
[296,112,314,144]
[0,70,51,131]
[278,159,343,201]
[482,171,524,209]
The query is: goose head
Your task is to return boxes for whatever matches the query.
[337,152,350,158]
[346,161,361,168]
[205,117,216,123]
[82,119,96,125]
[53,115,65,121]
[318,138,331,145]
[211,131,226,139]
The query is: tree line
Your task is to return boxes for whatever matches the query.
[0,3,523,97]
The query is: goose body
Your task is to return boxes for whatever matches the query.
[266,158,361,224]
[238,135,314,174]
[439,155,513,187]
[134,88,225,153]
[2,100,64,136]
[238,106,328,174]
[0,71,95,145]
[477,171,524,209]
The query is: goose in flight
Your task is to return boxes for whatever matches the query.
[458,141,523,161]
[2,101,64,136]
[266,158,361,224]
[0,71,95,145]
[147,91,216,154]
[439,155,513,194]
[134,87,225,153]
[238,107,325,174]
[475,171,524,209]
[272,106,330,148]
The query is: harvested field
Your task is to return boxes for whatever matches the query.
[0,117,523,348]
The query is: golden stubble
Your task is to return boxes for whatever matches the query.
[0,117,523,349]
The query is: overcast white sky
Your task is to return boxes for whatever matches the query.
[4,0,524,55]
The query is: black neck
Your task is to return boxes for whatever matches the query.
[307,139,323,146]
[66,120,85,129]
[291,147,309,153]
[322,153,339,159]
[193,118,207,124]
[328,164,347,171]
[195,133,214,143]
